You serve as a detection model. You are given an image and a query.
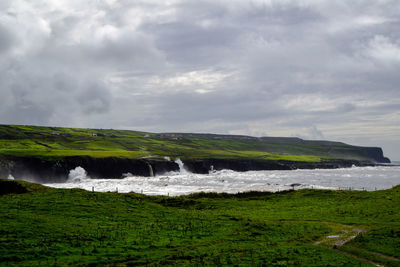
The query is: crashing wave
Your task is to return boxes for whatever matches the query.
[174,158,187,174]
[68,166,89,183]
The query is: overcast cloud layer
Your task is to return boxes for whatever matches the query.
[1,0,399,159]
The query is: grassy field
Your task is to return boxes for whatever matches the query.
[0,124,377,162]
[0,179,399,266]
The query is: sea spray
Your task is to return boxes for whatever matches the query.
[7,174,14,180]
[122,172,133,178]
[174,158,187,174]
[44,166,400,196]
[68,166,89,182]
[147,163,154,177]
[210,165,215,173]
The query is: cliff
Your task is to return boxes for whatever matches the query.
[358,147,391,164]
[0,124,391,182]
[0,156,377,183]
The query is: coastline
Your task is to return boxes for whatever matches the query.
[0,155,383,183]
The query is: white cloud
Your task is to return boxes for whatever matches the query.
[364,35,400,64]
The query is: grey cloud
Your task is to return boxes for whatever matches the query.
[77,82,111,114]
[0,1,399,159]
[82,33,165,71]
[146,22,239,68]
[246,5,321,25]
[334,103,357,113]
[5,100,52,125]
[295,126,325,141]
[0,23,14,54]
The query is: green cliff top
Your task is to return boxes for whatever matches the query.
[0,124,386,162]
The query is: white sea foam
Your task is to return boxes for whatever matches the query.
[122,172,133,178]
[68,166,89,183]
[44,166,400,196]
[174,158,187,174]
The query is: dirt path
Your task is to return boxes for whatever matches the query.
[333,228,364,246]
[313,226,364,247]
[346,246,400,262]
[332,248,384,267]
[313,225,398,267]
[278,220,399,266]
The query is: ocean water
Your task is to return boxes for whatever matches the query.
[44,165,400,196]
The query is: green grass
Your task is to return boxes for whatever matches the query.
[346,227,400,258]
[0,180,399,266]
[0,149,148,159]
[0,124,376,162]
[338,246,400,267]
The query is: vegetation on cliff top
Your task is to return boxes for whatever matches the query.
[0,179,399,266]
[0,124,383,162]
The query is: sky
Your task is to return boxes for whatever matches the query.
[0,0,399,160]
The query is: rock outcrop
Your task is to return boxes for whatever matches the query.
[0,156,179,183]
[358,147,391,163]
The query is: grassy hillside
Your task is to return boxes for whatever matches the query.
[1,179,399,266]
[0,124,380,162]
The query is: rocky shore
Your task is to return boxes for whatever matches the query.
[0,156,381,183]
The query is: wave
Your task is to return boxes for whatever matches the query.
[68,166,89,183]
[174,158,187,174]
[43,166,400,196]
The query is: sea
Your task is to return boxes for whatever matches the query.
[43,162,400,196]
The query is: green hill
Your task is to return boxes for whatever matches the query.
[0,124,390,163]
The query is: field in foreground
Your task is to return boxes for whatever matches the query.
[1,179,399,266]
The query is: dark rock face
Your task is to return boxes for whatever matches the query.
[181,159,371,174]
[358,147,391,163]
[0,157,180,183]
[0,157,67,183]
[0,156,382,183]
[183,159,291,174]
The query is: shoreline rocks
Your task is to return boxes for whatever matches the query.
[0,156,379,183]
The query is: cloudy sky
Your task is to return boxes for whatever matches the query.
[1,0,399,160]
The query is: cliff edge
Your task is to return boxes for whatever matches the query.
[0,124,391,182]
